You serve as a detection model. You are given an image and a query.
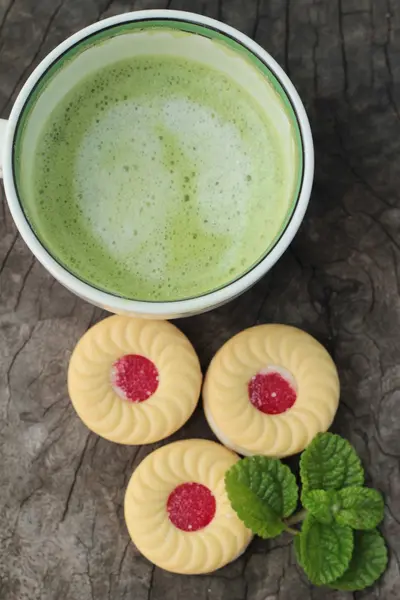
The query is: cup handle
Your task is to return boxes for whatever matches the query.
[0,118,7,179]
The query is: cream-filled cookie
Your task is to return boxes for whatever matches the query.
[124,439,252,574]
[68,316,201,444]
[203,324,339,457]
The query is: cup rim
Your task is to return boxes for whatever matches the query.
[3,9,314,317]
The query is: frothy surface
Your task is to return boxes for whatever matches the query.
[23,55,295,301]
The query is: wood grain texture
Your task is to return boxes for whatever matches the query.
[1,0,399,598]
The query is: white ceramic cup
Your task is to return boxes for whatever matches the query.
[0,10,313,319]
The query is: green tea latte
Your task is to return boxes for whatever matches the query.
[19,55,298,301]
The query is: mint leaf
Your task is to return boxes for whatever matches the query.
[225,456,298,538]
[294,532,303,564]
[302,486,384,531]
[299,515,354,585]
[226,456,299,518]
[300,433,364,492]
[302,489,340,524]
[336,487,384,530]
[330,529,388,591]
[225,478,285,538]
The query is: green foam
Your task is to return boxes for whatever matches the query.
[18,55,298,301]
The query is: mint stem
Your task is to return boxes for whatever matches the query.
[285,525,300,535]
[285,508,307,526]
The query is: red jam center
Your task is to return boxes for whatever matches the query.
[248,371,297,415]
[167,482,216,532]
[112,354,159,402]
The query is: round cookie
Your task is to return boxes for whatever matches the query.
[203,324,339,457]
[68,316,201,444]
[124,439,252,574]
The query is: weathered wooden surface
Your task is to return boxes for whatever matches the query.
[1,0,400,598]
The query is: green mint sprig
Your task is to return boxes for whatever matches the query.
[225,433,388,592]
[302,486,384,530]
[225,456,298,538]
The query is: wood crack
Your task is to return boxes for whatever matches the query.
[311,3,319,98]
[0,0,15,44]
[60,432,91,522]
[5,326,35,414]
[253,285,270,326]
[332,114,392,208]
[0,233,18,276]
[217,0,222,20]
[98,0,118,20]
[0,0,66,116]
[14,256,35,310]
[338,0,349,101]
[252,0,261,40]
[284,0,290,74]
[146,564,155,600]
[42,394,66,417]
[383,1,400,125]
[116,540,130,582]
